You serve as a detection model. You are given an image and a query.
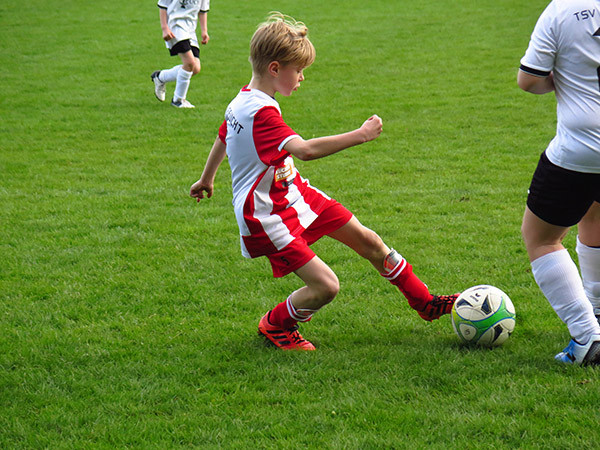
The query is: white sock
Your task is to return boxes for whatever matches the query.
[531,249,600,343]
[576,236,600,314]
[174,68,193,101]
[158,65,182,83]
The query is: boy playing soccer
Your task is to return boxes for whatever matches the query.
[190,13,458,350]
[151,0,210,108]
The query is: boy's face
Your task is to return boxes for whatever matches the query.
[275,64,306,97]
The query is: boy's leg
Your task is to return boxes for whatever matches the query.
[328,216,457,321]
[172,51,200,107]
[151,64,182,102]
[152,39,200,104]
[158,64,182,83]
[259,251,339,350]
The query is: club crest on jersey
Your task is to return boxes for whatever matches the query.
[275,158,296,187]
[179,0,200,8]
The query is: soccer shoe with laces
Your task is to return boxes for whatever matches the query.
[417,294,460,322]
[258,313,315,351]
[171,98,195,108]
[555,333,600,365]
[151,71,166,102]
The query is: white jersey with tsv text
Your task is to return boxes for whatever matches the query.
[157,0,209,49]
[520,0,600,173]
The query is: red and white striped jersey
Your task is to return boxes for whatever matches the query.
[218,86,332,258]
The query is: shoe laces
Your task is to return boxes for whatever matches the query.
[287,325,307,344]
[419,294,458,320]
[431,294,458,306]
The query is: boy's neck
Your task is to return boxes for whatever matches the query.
[247,75,276,98]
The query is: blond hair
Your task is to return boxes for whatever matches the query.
[250,12,316,75]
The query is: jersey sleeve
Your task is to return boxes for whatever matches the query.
[157,0,169,9]
[218,120,227,144]
[520,1,557,76]
[252,106,300,166]
[199,0,210,12]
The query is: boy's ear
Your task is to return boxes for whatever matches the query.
[267,61,280,77]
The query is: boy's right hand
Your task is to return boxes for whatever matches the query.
[190,179,213,202]
[360,115,383,142]
[162,27,175,41]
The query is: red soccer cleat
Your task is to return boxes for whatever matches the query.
[416,294,460,322]
[258,313,316,351]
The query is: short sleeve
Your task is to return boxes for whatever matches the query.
[218,120,227,144]
[199,0,210,12]
[157,0,169,9]
[252,106,300,166]
[520,1,557,75]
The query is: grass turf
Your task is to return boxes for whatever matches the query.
[1,0,600,447]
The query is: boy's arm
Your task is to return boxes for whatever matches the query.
[190,136,227,201]
[159,7,175,41]
[517,69,554,94]
[198,12,209,44]
[284,115,382,161]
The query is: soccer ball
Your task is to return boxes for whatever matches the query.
[451,285,516,347]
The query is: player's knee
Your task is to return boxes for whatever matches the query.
[192,61,201,75]
[185,60,201,75]
[318,275,340,304]
[182,61,199,74]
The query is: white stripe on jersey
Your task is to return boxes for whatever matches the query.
[253,168,291,247]
[251,171,294,252]
[284,182,318,231]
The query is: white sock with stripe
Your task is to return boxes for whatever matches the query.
[380,249,407,282]
[287,295,315,323]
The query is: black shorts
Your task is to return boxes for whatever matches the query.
[169,39,200,57]
[527,151,600,227]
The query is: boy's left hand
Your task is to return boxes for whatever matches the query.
[201,32,210,44]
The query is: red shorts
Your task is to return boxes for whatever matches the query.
[266,200,353,277]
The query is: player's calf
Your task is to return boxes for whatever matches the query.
[380,249,458,321]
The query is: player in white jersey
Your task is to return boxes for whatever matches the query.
[150,0,210,108]
[518,0,600,365]
[190,13,458,350]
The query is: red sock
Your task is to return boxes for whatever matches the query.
[268,299,298,329]
[382,259,432,311]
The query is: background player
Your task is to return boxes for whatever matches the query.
[151,0,210,108]
[190,13,458,350]
[518,0,600,365]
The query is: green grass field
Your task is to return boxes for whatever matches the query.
[2,0,600,447]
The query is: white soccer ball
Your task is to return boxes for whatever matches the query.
[451,285,516,347]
